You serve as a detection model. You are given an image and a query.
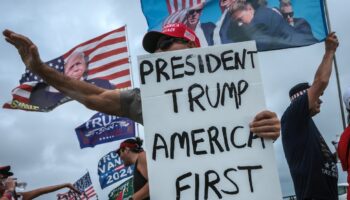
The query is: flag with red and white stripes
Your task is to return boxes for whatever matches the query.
[165,0,204,14]
[3,25,132,112]
[57,172,97,200]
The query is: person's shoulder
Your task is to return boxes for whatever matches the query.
[282,94,309,120]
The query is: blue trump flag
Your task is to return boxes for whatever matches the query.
[98,150,134,189]
[75,113,135,148]
[140,0,328,51]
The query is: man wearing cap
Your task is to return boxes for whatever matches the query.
[3,24,280,140]
[281,32,339,200]
[337,88,350,200]
[116,138,148,200]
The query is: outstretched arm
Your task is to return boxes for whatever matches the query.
[250,110,280,140]
[2,30,133,120]
[307,32,339,109]
[20,183,80,200]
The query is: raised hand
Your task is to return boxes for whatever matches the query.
[250,110,281,140]
[3,29,43,72]
[65,183,81,195]
[325,32,339,52]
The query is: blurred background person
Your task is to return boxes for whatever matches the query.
[117,138,149,200]
[0,165,80,200]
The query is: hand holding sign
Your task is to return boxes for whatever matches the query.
[138,41,282,200]
[249,110,280,140]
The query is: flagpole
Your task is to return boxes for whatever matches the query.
[323,0,346,129]
[124,24,141,138]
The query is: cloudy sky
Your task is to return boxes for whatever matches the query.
[0,0,350,199]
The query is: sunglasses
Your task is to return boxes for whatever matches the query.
[282,12,294,19]
[188,8,202,15]
[156,36,189,51]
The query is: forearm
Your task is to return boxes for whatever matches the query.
[312,50,335,91]
[21,183,70,200]
[31,63,126,115]
[33,63,105,104]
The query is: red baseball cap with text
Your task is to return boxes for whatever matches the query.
[142,23,201,53]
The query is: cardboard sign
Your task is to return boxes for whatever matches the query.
[138,41,282,200]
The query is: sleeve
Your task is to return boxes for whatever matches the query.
[283,93,310,127]
[120,88,143,125]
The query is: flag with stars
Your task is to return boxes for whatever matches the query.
[57,172,98,200]
[75,112,135,149]
[3,25,132,112]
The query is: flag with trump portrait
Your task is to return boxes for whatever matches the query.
[57,172,97,200]
[75,113,135,149]
[141,0,328,51]
[3,25,132,112]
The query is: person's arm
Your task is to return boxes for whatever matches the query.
[307,32,339,109]
[20,183,80,200]
[2,30,134,120]
[132,152,149,200]
[250,110,280,140]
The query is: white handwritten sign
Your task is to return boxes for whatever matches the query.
[138,41,282,200]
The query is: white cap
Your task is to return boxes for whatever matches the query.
[343,87,350,110]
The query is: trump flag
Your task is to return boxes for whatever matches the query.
[4,25,132,112]
[141,0,328,51]
[75,113,135,149]
[98,150,134,189]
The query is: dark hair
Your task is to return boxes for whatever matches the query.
[123,137,144,153]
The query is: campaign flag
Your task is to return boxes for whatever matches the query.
[4,25,132,112]
[108,178,134,200]
[98,150,134,189]
[141,0,328,51]
[57,172,97,200]
[75,113,135,148]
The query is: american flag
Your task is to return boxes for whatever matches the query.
[163,0,205,25]
[4,25,132,112]
[166,0,205,14]
[57,172,97,200]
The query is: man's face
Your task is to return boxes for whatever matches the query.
[310,98,323,117]
[187,8,202,26]
[64,53,87,80]
[232,8,254,25]
[118,148,133,166]
[155,36,193,53]
[280,3,294,24]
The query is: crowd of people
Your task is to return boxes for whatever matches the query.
[1,0,347,199]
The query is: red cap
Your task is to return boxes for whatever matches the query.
[116,141,139,155]
[0,165,13,177]
[142,23,201,53]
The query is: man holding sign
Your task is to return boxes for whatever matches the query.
[4,23,280,199]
